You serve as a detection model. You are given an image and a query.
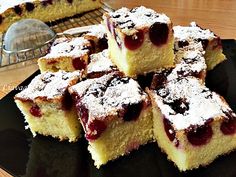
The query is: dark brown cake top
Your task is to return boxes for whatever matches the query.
[15,70,82,100]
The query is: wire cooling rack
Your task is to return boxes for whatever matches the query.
[0,4,113,70]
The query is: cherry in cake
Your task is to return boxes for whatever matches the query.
[83,24,108,53]
[38,37,92,72]
[174,22,226,70]
[86,49,119,78]
[103,6,175,77]
[14,70,83,142]
[147,77,236,171]
[69,72,153,168]
[0,0,102,32]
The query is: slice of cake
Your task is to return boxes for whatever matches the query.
[103,6,175,77]
[38,37,92,72]
[86,49,119,78]
[151,42,207,89]
[14,70,82,142]
[84,24,108,53]
[147,77,236,171]
[174,22,226,70]
[0,0,102,33]
[69,73,153,168]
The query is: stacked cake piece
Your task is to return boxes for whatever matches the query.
[103,6,175,77]
[148,22,234,171]
[14,5,236,172]
[174,22,226,70]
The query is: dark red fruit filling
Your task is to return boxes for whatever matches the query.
[163,118,179,147]
[14,5,22,15]
[124,30,144,50]
[137,72,155,89]
[213,37,222,49]
[85,120,107,141]
[220,111,236,135]
[149,22,169,46]
[106,18,112,33]
[164,98,189,114]
[221,119,236,135]
[30,105,42,117]
[67,0,73,3]
[187,125,213,146]
[76,101,89,126]
[0,15,3,24]
[42,0,53,6]
[197,39,209,50]
[98,38,108,51]
[61,91,73,110]
[150,69,172,89]
[178,40,189,48]
[121,102,143,121]
[25,2,35,12]
[72,58,86,70]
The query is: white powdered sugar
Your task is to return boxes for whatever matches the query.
[106,6,170,35]
[42,37,90,59]
[15,70,81,100]
[167,43,206,81]
[173,22,216,42]
[87,49,116,74]
[85,24,107,39]
[70,73,147,119]
[154,77,232,130]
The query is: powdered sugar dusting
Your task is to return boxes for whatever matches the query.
[15,70,81,100]
[153,77,233,130]
[174,22,216,42]
[42,37,91,59]
[70,73,147,119]
[87,49,116,75]
[167,43,206,81]
[84,24,107,39]
[105,6,171,35]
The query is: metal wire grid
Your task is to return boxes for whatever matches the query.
[0,5,111,69]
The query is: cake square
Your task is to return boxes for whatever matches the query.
[174,22,226,70]
[147,77,236,171]
[38,37,92,73]
[0,0,102,33]
[103,6,175,77]
[14,70,82,142]
[151,42,207,89]
[86,49,119,78]
[69,72,153,168]
[83,24,108,53]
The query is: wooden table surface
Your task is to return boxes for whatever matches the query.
[1,0,236,176]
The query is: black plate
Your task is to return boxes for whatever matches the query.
[0,40,236,177]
